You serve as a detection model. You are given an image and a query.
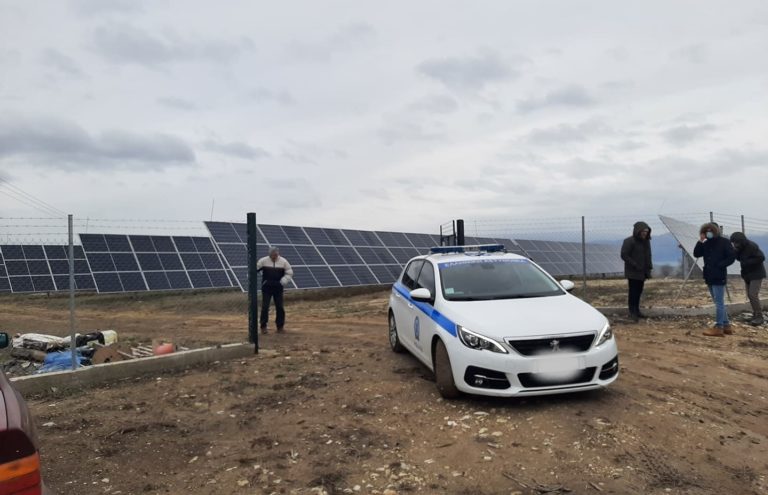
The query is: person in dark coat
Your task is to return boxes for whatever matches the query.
[620,221,653,322]
[257,247,294,333]
[729,232,765,325]
[693,223,736,336]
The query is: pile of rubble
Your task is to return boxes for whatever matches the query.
[1,331,185,376]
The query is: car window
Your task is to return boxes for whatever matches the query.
[416,262,435,297]
[401,260,424,290]
[438,258,564,300]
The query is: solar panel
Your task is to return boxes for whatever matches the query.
[511,239,622,276]
[659,215,742,276]
[206,221,441,291]
[0,244,96,294]
[79,234,234,293]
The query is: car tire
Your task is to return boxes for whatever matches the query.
[388,312,405,353]
[434,339,461,399]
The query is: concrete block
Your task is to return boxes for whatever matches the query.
[11,343,272,397]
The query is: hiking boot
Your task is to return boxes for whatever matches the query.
[723,324,734,335]
[260,325,268,334]
[702,326,724,337]
[277,327,285,333]
[628,313,639,323]
[750,316,765,326]
[637,311,648,319]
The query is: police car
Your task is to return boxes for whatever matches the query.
[388,245,618,398]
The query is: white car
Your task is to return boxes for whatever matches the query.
[387,245,618,398]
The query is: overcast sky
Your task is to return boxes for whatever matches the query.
[1,0,767,234]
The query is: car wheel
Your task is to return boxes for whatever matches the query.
[434,339,460,399]
[388,312,405,353]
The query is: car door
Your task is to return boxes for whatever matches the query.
[392,260,423,352]
[410,261,436,362]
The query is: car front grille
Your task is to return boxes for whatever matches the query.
[506,333,595,356]
[518,367,597,388]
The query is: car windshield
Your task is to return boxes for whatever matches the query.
[438,258,564,301]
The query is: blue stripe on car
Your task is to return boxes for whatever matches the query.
[393,283,457,337]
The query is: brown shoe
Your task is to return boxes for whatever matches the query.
[703,326,724,337]
[723,324,734,335]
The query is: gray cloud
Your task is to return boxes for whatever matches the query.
[265,178,322,209]
[71,0,145,15]
[202,140,269,160]
[41,48,84,77]
[661,123,717,145]
[417,50,517,90]
[671,43,709,64]
[408,94,458,114]
[378,120,441,146]
[0,114,195,169]
[250,87,295,106]
[611,140,648,151]
[517,85,596,113]
[91,24,254,68]
[157,97,198,111]
[525,120,612,145]
[287,22,375,61]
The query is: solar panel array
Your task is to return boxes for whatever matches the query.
[79,234,235,293]
[0,244,96,294]
[205,221,521,291]
[659,215,742,276]
[0,223,622,296]
[515,240,624,276]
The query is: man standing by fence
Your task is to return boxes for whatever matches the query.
[694,223,736,336]
[621,221,653,322]
[257,247,294,334]
[729,232,765,326]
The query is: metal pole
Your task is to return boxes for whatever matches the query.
[247,213,259,353]
[709,211,714,223]
[456,219,465,246]
[68,214,77,370]
[581,216,587,293]
[741,214,745,234]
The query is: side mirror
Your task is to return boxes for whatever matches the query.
[560,280,575,292]
[410,288,432,303]
[0,332,9,349]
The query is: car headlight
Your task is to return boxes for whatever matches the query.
[457,325,508,354]
[595,322,613,347]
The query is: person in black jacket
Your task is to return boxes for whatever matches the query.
[257,247,294,333]
[729,232,765,325]
[693,223,736,336]
[620,221,653,322]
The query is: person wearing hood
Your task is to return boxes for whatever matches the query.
[693,223,736,336]
[620,221,653,322]
[729,232,765,326]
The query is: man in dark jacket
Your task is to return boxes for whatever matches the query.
[257,247,294,333]
[693,223,736,336]
[620,221,653,322]
[729,232,765,325]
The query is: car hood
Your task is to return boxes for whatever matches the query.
[439,293,607,339]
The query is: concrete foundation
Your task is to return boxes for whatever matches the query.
[11,343,270,397]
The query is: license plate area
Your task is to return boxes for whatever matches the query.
[533,356,585,374]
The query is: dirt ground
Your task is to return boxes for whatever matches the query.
[1,279,767,495]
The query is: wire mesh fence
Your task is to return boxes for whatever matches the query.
[443,211,768,308]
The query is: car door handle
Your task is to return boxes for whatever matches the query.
[407,302,414,309]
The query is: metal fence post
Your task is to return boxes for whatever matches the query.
[247,212,259,354]
[456,219,465,246]
[741,214,745,234]
[581,216,587,294]
[68,214,77,370]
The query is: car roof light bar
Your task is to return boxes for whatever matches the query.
[430,244,505,254]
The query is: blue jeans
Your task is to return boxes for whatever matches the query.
[708,284,729,326]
